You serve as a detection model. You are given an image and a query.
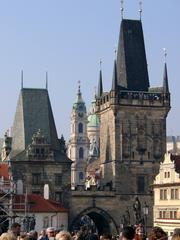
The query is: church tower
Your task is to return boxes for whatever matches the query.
[96,18,170,198]
[68,84,89,189]
[87,96,100,158]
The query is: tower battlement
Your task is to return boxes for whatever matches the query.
[96,90,170,112]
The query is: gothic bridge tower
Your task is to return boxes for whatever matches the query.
[69,15,171,235]
[96,18,170,203]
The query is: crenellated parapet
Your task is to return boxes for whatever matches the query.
[96,90,170,112]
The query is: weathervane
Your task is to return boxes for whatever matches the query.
[121,0,124,20]
[139,1,142,20]
[163,48,167,63]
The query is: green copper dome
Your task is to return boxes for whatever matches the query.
[87,114,99,127]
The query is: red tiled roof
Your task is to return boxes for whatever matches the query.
[0,163,9,180]
[13,194,68,213]
[171,155,180,174]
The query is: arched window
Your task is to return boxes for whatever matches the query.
[79,147,84,159]
[78,123,83,133]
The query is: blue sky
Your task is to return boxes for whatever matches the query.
[0,0,179,141]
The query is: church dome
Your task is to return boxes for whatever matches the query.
[87,114,99,128]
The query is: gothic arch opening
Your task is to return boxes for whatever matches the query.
[70,207,118,235]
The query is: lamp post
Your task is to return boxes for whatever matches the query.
[143,202,149,238]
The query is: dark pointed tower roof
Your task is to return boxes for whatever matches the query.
[97,66,103,97]
[117,19,149,91]
[163,62,169,93]
[111,58,118,91]
[11,88,60,157]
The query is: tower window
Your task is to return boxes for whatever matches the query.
[79,147,84,159]
[78,123,83,133]
[32,173,41,185]
[137,176,145,193]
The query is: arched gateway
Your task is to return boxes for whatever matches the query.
[70,207,118,235]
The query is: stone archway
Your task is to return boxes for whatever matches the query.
[70,207,118,235]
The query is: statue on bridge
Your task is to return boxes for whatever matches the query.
[133,197,142,224]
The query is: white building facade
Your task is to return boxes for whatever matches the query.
[153,153,180,236]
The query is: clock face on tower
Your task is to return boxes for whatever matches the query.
[78,112,84,118]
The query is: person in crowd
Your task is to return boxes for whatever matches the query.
[134,224,144,240]
[46,228,56,240]
[55,231,72,240]
[120,226,135,240]
[8,223,21,239]
[173,229,180,236]
[171,228,180,240]
[38,230,48,240]
[17,234,26,240]
[148,227,167,240]
[0,233,16,240]
[28,231,38,240]
[100,233,112,240]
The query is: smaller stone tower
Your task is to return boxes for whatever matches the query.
[68,84,89,189]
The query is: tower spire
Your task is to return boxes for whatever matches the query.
[46,71,48,90]
[97,59,103,98]
[76,80,83,102]
[78,80,81,95]
[139,1,142,21]
[21,70,23,89]
[112,50,118,91]
[163,48,169,93]
[121,0,124,20]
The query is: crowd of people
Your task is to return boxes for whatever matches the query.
[0,222,180,240]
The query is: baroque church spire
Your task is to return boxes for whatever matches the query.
[163,49,169,93]
[76,81,83,103]
[97,60,103,98]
